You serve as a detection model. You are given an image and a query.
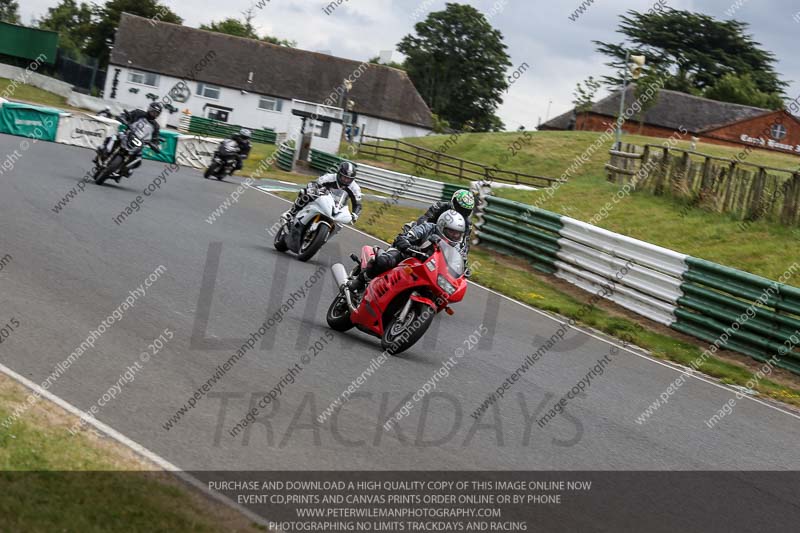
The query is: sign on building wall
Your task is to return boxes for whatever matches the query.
[739,134,800,153]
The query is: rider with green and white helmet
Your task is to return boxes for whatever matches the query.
[414,189,475,249]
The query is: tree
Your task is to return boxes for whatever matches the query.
[37,0,94,59]
[397,2,511,132]
[0,0,20,24]
[704,72,785,110]
[594,8,787,97]
[572,76,600,130]
[201,11,295,47]
[200,18,258,39]
[86,0,183,67]
[367,55,405,71]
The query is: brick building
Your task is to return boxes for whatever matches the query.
[541,86,800,156]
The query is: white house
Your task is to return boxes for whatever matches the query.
[103,14,433,149]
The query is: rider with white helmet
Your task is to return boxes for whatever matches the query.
[348,210,467,293]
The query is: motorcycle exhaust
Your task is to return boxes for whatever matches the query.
[331,263,357,312]
[331,263,348,288]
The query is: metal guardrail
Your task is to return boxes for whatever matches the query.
[473,193,800,374]
[179,114,277,145]
[309,149,447,204]
[675,258,800,374]
[309,149,344,174]
[277,143,295,172]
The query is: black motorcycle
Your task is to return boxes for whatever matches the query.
[204,139,241,180]
[93,118,162,185]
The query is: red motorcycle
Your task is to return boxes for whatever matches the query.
[327,239,468,354]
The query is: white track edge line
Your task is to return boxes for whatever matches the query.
[0,362,270,528]
[249,184,800,422]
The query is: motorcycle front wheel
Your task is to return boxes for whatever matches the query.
[204,162,218,179]
[381,302,435,355]
[95,155,123,185]
[297,224,330,262]
[326,294,354,331]
[273,225,289,252]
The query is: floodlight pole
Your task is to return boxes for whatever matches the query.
[615,50,631,150]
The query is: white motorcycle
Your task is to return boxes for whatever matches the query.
[273,188,353,262]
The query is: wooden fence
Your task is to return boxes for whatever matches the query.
[357,134,556,188]
[607,143,800,226]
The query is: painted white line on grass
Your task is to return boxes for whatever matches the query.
[0,361,270,528]
[249,184,800,423]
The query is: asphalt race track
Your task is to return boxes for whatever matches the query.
[2,134,800,524]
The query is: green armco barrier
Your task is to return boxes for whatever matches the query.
[0,102,61,142]
[118,125,178,163]
[277,144,295,171]
[672,257,800,373]
[472,187,800,375]
[310,149,345,173]
[441,183,462,202]
[685,257,800,315]
[187,116,276,144]
[479,195,564,273]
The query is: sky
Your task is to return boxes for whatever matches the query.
[20,0,800,131]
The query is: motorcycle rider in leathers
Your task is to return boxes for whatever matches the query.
[348,210,468,293]
[283,161,363,224]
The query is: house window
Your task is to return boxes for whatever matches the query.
[197,82,221,100]
[258,96,283,112]
[127,70,159,87]
[771,123,787,140]
[316,121,331,139]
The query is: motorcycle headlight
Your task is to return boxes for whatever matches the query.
[426,259,437,272]
[437,274,456,295]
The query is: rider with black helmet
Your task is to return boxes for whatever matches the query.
[95,102,163,176]
[229,128,252,175]
[283,161,363,222]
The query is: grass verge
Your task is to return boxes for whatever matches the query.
[0,373,264,532]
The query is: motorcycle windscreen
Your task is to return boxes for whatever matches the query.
[439,241,465,278]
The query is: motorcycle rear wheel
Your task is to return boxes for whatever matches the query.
[381,302,435,355]
[297,224,330,262]
[95,155,123,185]
[326,294,354,331]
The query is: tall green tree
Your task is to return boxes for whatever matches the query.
[200,18,259,39]
[397,2,511,132]
[0,0,20,24]
[200,10,295,47]
[368,55,405,71]
[704,73,785,110]
[594,8,787,99]
[86,0,183,67]
[37,0,94,59]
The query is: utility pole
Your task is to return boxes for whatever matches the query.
[615,52,646,149]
